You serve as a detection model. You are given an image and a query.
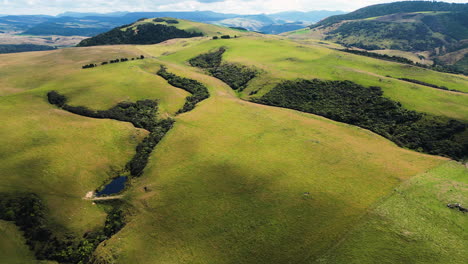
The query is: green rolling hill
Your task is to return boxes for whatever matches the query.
[0,12,467,264]
[286,1,468,74]
[77,18,248,47]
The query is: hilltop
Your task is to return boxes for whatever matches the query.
[77,18,247,47]
[286,1,468,73]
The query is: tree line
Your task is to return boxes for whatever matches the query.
[189,48,257,91]
[157,65,210,114]
[394,77,465,94]
[341,49,467,76]
[82,55,145,69]
[254,78,467,160]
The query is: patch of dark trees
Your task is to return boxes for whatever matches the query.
[77,23,203,47]
[189,48,257,91]
[47,91,174,177]
[0,193,125,264]
[254,79,467,160]
[212,35,237,40]
[395,77,466,94]
[157,65,210,114]
[229,27,248,31]
[82,55,145,69]
[341,49,467,76]
[0,44,57,54]
[153,18,179,24]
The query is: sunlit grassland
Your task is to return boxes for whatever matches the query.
[149,36,468,121]
[0,91,145,235]
[0,34,466,264]
[93,61,446,263]
[315,161,468,264]
[0,45,190,238]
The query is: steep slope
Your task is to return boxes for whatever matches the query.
[311,1,468,28]
[287,1,468,71]
[77,18,245,47]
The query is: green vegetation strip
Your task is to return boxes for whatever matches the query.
[0,193,124,264]
[189,47,257,91]
[157,65,210,114]
[396,77,466,94]
[342,49,467,76]
[255,79,467,160]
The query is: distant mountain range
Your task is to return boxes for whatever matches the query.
[0,10,345,36]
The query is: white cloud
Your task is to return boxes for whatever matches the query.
[1,0,468,15]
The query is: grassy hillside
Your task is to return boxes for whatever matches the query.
[312,1,468,28]
[315,161,468,264]
[143,37,468,121]
[88,50,450,263]
[287,2,468,72]
[0,45,188,242]
[0,30,466,264]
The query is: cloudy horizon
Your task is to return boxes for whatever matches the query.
[1,0,467,16]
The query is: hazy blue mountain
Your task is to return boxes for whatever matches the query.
[268,10,346,23]
[57,11,129,18]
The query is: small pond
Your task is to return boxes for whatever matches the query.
[96,176,127,197]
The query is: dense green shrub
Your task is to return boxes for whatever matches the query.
[189,48,257,91]
[0,44,56,54]
[165,19,179,24]
[0,193,126,264]
[157,66,210,114]
[189,47,225,68]
[256,79,467,159]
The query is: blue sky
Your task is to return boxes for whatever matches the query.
[1,0,468,15]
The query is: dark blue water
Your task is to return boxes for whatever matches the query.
[96,176,127,197]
